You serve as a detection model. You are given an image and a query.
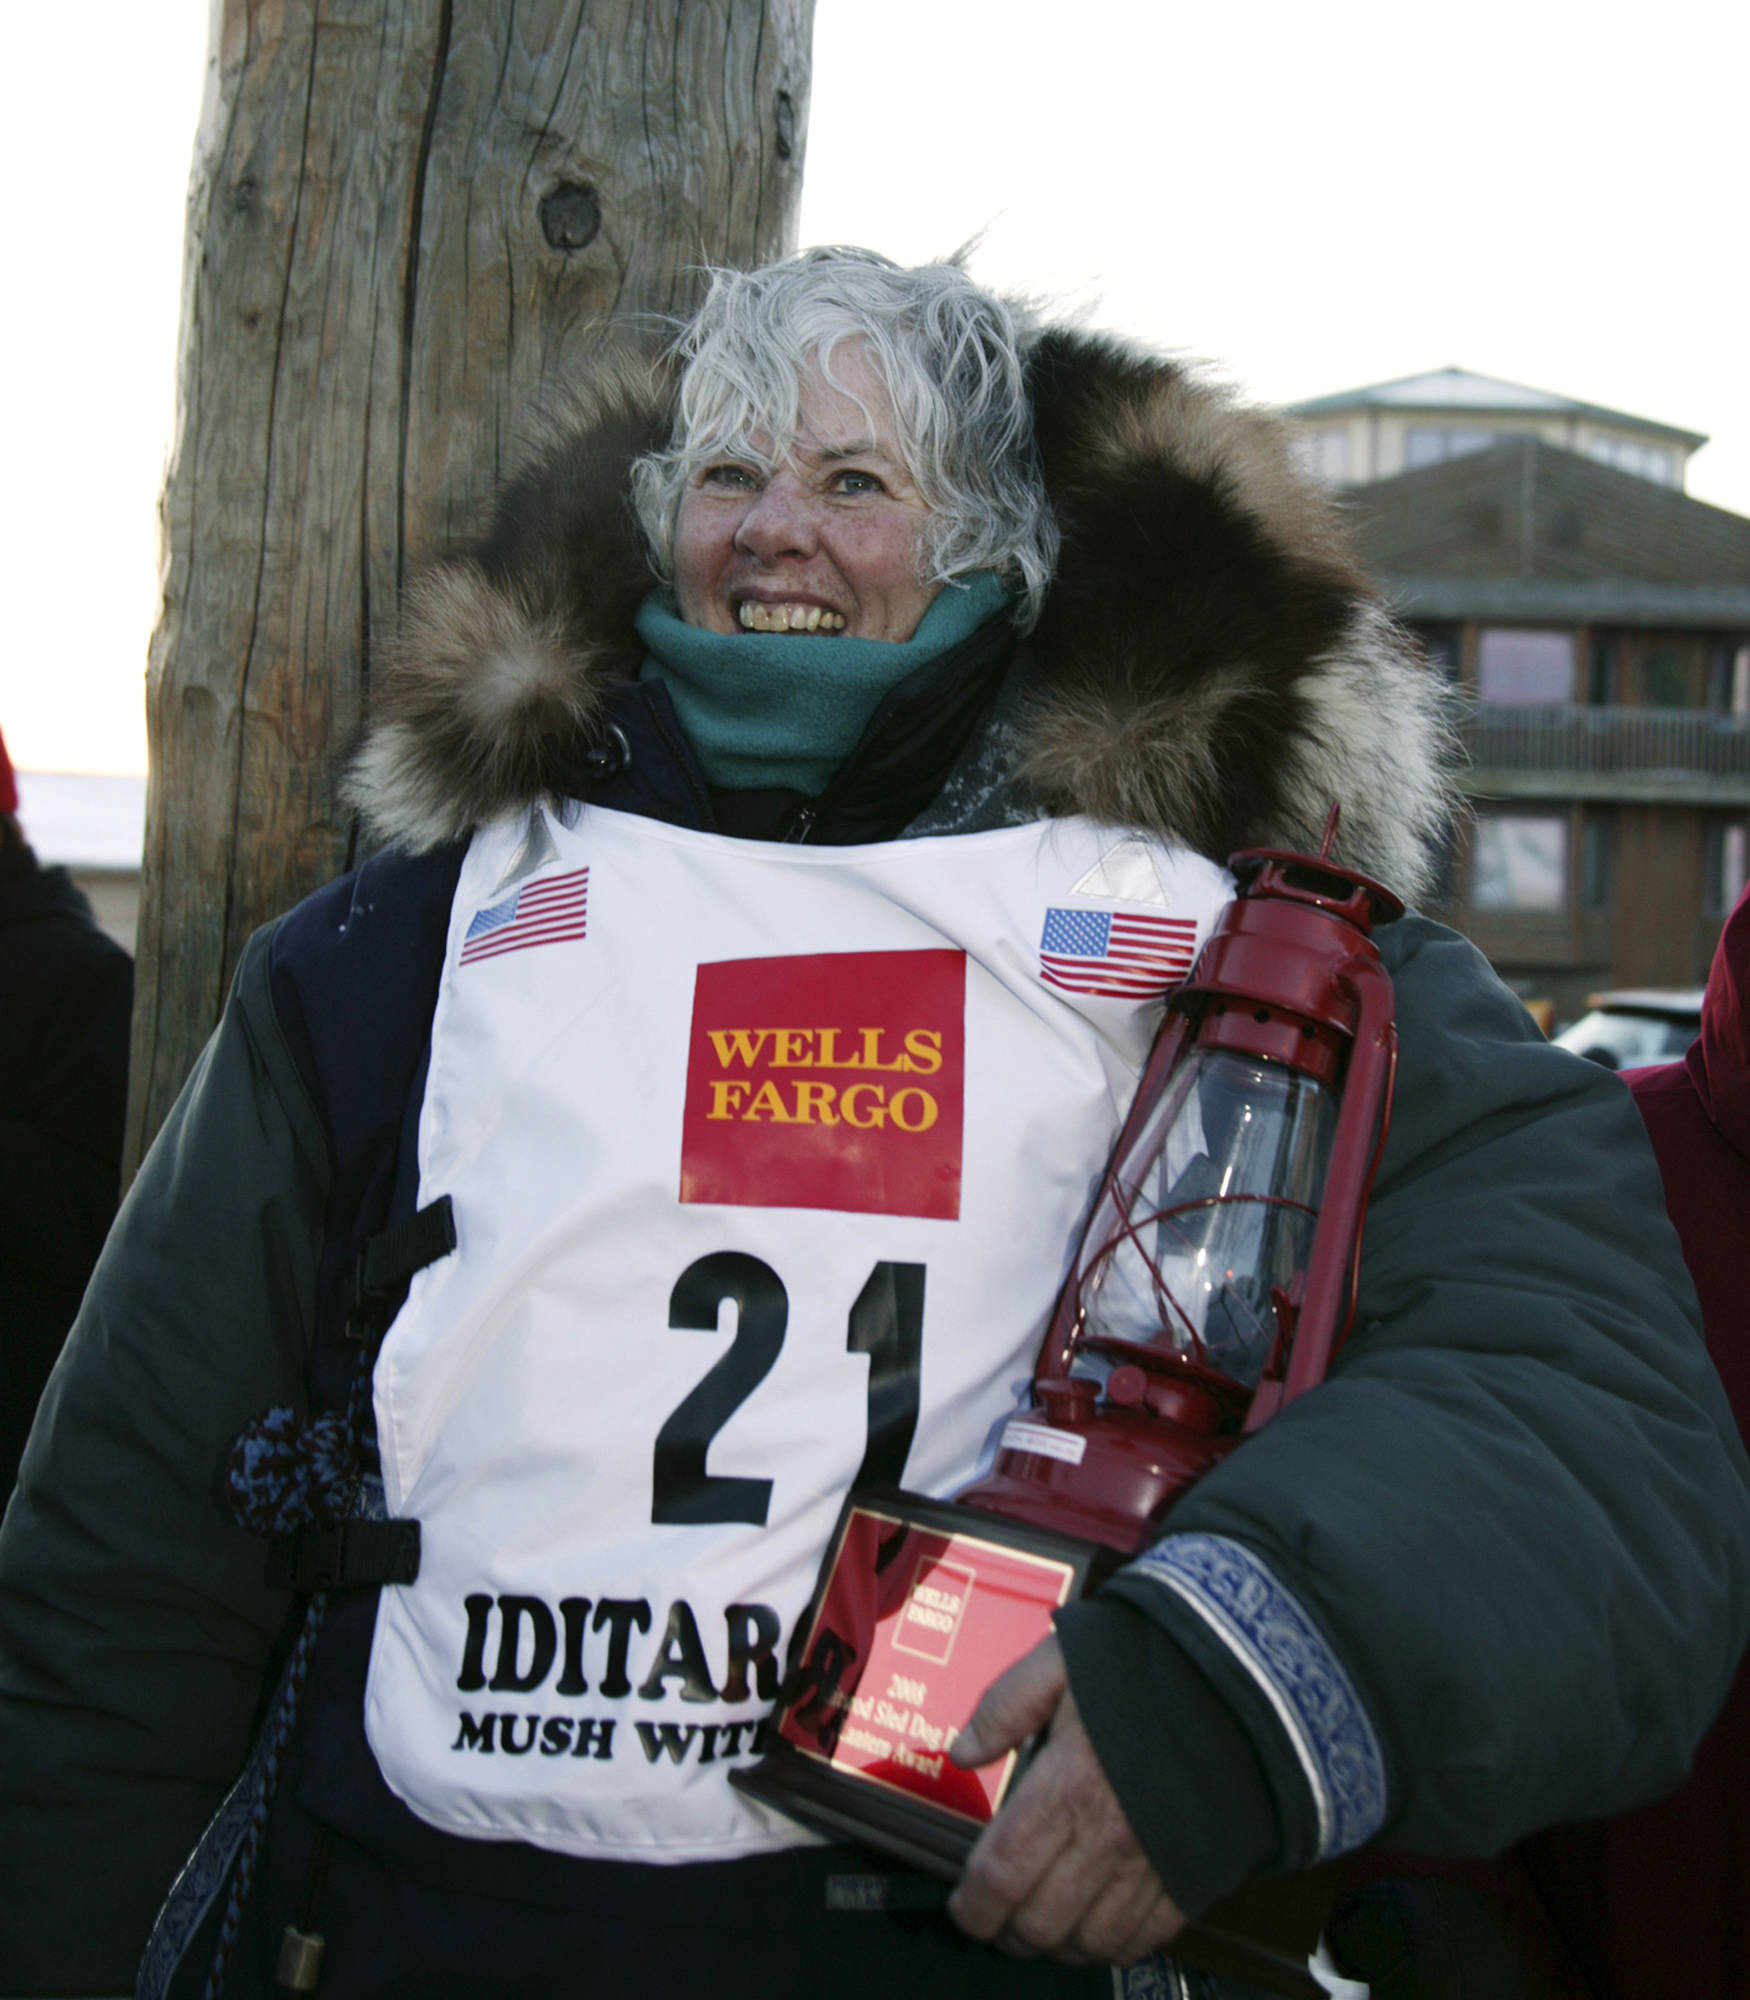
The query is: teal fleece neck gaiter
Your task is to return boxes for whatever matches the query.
[634,571,1011,793]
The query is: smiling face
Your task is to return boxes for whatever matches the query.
[671,346,942,643]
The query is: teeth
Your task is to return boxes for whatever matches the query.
[737,602,847,633]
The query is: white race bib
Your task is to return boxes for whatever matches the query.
[364,807,1230,1860]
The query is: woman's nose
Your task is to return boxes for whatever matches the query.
[732,474,817,561]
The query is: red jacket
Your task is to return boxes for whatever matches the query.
[1528,885,1750,1999]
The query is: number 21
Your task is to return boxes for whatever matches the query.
[652,1254,925,1526]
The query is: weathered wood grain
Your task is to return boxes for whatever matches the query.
[128,0,813,1174]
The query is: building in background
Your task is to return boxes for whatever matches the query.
[13,773,146,953]
[1288,367,1707,494]
[1307,404,1750,1022]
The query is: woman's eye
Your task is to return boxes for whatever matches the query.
[833,469,883,496]
[701,462,758,490]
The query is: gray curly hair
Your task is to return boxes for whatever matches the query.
[630,247,1058,630]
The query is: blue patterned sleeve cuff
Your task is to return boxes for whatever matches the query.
[1119,1532,1388,1859]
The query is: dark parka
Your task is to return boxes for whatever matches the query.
[0,847,132,1497]
[2,331,1746,1997]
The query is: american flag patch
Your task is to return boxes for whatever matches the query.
[459,867,589,966]
[1039,906,1197,998]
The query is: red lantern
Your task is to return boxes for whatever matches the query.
[959,807,1401,1548]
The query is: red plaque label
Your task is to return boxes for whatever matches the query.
[778,1505,1076,1826]
[679,950,966,1219]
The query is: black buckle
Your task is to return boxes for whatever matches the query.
[266,1518,422,1591]
[345,1196,457,1343]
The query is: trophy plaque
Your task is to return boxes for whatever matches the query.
[735,1487,1114,1871]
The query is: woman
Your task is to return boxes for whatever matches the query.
[2,249,1744,2000]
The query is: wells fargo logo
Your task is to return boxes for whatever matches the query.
[891,1557,977,1668]
[680,950,965,1218]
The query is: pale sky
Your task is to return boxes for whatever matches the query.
[3,0,1745,776]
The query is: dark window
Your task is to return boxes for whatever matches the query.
[1416,625,1463,682]
[1705,823,1748,917]
[1707,640,1749,715]
[1581,815,1613,912]
[1636,647,1690,708]
[1588,635,1616,706]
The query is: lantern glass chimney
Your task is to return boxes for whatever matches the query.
[1074,1045,1338,1388]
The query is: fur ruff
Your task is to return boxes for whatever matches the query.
[349,326,1455,898]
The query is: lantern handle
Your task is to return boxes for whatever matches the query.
[1318,802,1341,862]
[1244,950,1397,1428]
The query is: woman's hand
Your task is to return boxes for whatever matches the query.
[945,1635,1188,1966]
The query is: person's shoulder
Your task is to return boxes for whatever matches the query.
[1625,1056,1693,1109]
[262,842,469,1152]
[0,864,133,998]
[0,861,112,936]
[269,841,468,984]
[1369,910,1661,1188]
[1625,1053,1737,1209]
[1375,910,1552,1051]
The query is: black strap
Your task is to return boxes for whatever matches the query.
[266,1518,422,1591]
[345,1195,457,1342]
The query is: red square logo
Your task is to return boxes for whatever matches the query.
[680,951,965,1218]
[889,1557,977,1666]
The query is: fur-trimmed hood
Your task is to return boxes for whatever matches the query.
[348,327,1455,898]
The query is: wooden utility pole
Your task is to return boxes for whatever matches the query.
[127,0,813,1175]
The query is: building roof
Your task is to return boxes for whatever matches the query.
[1287,367,1707,449]
[14,770,146,870]
[1344,437,1750,626]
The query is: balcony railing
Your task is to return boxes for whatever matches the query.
[1459,704,1750,780]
